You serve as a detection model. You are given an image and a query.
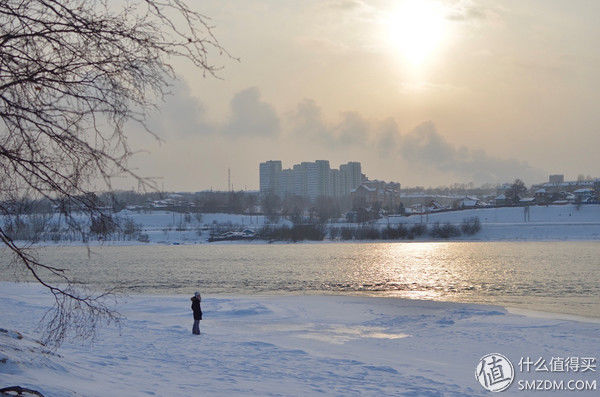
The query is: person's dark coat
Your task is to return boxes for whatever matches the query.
[191,296,202,321]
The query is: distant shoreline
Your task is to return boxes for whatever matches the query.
[12,231,600,247]
[4,204,600,246]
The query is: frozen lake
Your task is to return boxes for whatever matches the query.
[2,241,599,318]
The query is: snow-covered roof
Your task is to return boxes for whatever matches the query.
[535,188,546,193]
[574,188,593,193]
[519,197,535,202]
[428,201,444,209]
[495,194,506,200]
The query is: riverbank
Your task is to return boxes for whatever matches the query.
[1,282,599,396]
[7,204,600,246]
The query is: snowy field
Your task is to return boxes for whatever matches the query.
[2,282,600,396]
[385,204,600,225]
[9,204,600,246]
[379,205,600,241]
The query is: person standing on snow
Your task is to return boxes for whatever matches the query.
[191,291,202,335]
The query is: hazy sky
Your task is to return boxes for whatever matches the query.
[126,0,600,191]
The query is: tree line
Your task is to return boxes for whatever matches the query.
[257,217,481,242]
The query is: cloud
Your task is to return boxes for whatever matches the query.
[289,98,331,144]
[147,84,280,139]
[334,111,369,145]
[289,99,369,147]
[446,7,486,21]
[328,0,364,10]
[398,122,544,183]
[147,80,212,137]
[444,0,498,23]
[147,87,544,186]
[287,100,542,183]
[223,87,280,137]
[375,118,400,156]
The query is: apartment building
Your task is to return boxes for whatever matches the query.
[259,160,364,200]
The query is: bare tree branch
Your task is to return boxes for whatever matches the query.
[0,0,230,345]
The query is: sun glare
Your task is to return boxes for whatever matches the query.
[384,0,449,68]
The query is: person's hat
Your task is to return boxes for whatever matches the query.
[194,291,200,297]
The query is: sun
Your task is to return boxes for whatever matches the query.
[383,0,449,68]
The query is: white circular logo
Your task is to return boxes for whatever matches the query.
[475,353,515,392]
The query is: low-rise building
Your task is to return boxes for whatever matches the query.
[351,180,401,208]
[494,194,509,206]
[458,196,488,209]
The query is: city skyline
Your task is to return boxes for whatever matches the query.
[119,0,600,191]
[188,160,597,194]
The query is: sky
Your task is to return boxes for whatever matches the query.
[126,0,600,191]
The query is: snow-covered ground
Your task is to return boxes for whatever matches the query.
[1,282,599,396]
[92,205,600,243]
[383,204,600,225]
[378,204,600,241]
[120,211,287,245]
[6,205,600,245]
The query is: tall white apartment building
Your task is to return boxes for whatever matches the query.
[280,168,295,197]
[259,160,282,196]
[315,160,331,199]
[330,169,342,197]
[259,160,363,200]
[339,161,362,196]
[292,163,308,198]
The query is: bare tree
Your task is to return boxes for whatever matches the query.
[0,0,229,345]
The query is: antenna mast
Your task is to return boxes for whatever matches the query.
[228,167,231,192]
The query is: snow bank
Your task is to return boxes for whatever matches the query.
[1,282,599,396]
[381,204,600,225]
[377,204,600,241]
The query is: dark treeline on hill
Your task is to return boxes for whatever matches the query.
[2,212,149,244]
[260,193,405,224]
[401,183,499,197]
[1,189,398,223]
[0,190,261,215]
[1,190,257,243]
